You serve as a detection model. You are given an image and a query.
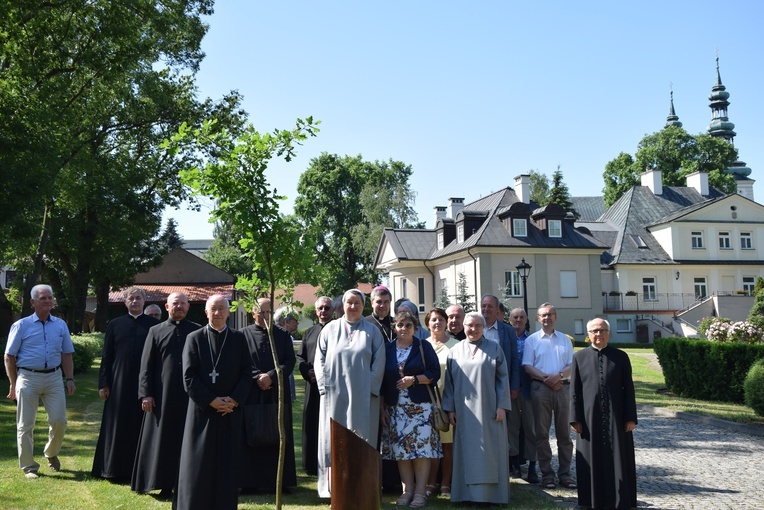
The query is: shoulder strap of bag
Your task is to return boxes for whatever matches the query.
[418,340,444,407]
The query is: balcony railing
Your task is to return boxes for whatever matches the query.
[602,292,700,312]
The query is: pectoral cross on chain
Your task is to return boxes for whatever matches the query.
[209,369,220,383]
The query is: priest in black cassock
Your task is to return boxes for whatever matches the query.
[570,318,638,510]
[174,294,252,510]
[131,292,200,497]
[238,297,297,491]
[93,287,159,481]
[296,296,334,476]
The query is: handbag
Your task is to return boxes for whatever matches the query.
[418,341,450,432]
[243,402,280,447]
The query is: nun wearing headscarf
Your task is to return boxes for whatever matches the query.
[314,289,386,498]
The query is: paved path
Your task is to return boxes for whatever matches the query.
[525,406,764,509]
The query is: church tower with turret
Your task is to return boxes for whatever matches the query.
[707,55,755,200]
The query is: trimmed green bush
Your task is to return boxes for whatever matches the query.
[744,359,764,416]
[71,333,105,375]
[654,337,764,403]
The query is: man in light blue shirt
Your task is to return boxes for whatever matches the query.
[4,284,76,478]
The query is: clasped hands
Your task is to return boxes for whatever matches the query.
[211,396,238,415]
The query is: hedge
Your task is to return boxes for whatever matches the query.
[654,337,764,403]
[1,332,104,379]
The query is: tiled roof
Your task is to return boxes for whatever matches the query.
[381,189,608,263]
[571,196,606,222]
[109,284,235,303]
[594,185,725,265]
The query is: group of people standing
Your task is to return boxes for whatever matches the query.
[312,288,638,510]
[5,283,638,510]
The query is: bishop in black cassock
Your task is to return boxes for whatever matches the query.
[131,293,200,496]
[238,298,297,491]
[570,318,637,510]
[174,295,252,510]
[93,287,159,481]
[296,296,334,475]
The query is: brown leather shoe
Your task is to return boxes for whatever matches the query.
[47,456,60,472]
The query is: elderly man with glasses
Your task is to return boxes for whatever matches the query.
[570,318,637,510]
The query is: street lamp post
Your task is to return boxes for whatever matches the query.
[515,258,532,330]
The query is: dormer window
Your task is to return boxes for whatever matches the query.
[548,219,562,238]
[512,218,527,237]
[437,232,444,250]
[457,224,464,243]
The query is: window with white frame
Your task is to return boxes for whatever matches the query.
[642,276,657,301]
[691,231,704,249]
[719,231,731,249]
[504,271,522,297]
[548,219,562,238]
[560,270,577,298]
[743,276,756,296]
[437,232,444,250]
[694,277,708,299]
[512,218,527,237]
[401,278,408,299]
[616,318,632,333]
[417,277,426,312]
[574,319,584,335]
[457,224,464,243]
[741,232,753,250]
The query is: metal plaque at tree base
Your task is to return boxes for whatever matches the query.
[330,418,381,510]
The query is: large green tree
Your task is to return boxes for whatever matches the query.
[603,125,738,207]
[294,154,420,296]
[1,1,246,331]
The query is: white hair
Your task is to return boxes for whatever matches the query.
[31,284,53,299]
[586,318,610,331]
[464,311,486,327]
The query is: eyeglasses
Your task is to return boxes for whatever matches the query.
[588,329,609,334]
[538,313,556,317]
[396,323,415,329]
[317,306,333,311]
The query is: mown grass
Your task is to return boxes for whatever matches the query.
[623,347,764,425]
[0,356,560,509]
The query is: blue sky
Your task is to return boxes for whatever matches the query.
[164,1,764,239]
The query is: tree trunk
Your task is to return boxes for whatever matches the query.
[22,201,53,317]
[0,288,15,340]
[94,278,111,332]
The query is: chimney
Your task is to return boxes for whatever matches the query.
[736,178,755,201]
[433,206,447,227]
[686,171,709,196]
[514,174,530,204]
[448,197,464,218]
[640,168,663,195]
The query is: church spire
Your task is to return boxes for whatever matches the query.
[664,85,682,128]
[707,53,736,141]
[707,52,754,199]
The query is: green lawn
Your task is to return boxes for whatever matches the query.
[623,347,764,425]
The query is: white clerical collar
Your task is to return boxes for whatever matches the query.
[210,325,227,334]
[129,312,142,319]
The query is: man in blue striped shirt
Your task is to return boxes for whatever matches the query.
[4,284,76,478]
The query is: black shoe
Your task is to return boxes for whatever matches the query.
[526,464,539,484]
[158,488,173,500]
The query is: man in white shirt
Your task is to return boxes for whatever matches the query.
[522,303,576,490]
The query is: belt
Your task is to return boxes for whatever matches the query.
[19,366,60,374]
